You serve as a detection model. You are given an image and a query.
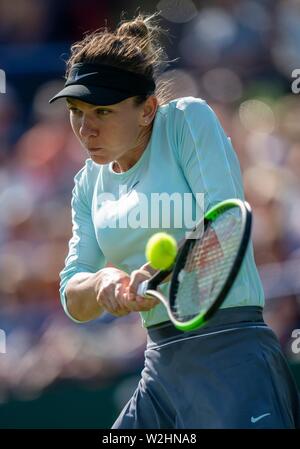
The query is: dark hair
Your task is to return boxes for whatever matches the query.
[66,12,172,106]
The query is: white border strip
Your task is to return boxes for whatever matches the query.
[146,325,269,350]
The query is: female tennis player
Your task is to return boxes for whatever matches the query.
[50,13,300,428]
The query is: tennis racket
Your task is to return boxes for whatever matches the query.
[137,198,252,331]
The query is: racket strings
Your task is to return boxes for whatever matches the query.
[173,211,243,321]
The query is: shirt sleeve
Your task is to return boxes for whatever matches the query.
[59,160,105,323]
[174,97,244,213]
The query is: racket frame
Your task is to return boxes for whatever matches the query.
[137,198,252,331]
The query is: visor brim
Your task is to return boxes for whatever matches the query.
[49,84,134,106]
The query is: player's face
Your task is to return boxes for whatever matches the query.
[67,96,157,171]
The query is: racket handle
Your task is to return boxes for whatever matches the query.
[137,280,149,297]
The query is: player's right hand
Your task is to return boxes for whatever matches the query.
[95,266,159,316]
[95,267,133,317]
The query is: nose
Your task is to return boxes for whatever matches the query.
[79,114,99,140]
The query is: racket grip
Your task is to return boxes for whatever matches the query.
[137,280,149,297]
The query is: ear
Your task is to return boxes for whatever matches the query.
[140,96,158,126]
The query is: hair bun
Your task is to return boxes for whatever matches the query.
[117,20,149,39]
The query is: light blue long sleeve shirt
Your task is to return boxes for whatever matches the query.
[60,96,265,327]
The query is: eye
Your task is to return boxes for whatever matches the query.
[96,109,110,116]
[68,106,82,115]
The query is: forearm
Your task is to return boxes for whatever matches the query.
[64,271,104,322]
[64,262,170,323]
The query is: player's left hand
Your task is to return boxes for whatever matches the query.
[125,264,160,311]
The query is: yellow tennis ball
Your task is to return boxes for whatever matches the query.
[146,232,177,270]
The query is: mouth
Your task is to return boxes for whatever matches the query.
[87,147,104,154]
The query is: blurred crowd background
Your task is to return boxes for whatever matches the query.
[0,0,300,428]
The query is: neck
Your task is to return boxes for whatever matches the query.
[112,125,152,173]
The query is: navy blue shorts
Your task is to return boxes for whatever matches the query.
[112,306,300,429]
